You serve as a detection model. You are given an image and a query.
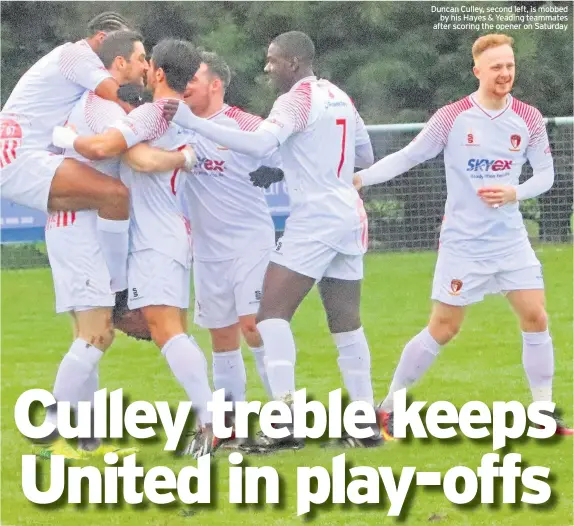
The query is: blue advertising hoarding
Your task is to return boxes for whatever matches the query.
[0,199,48,243]
[0,180,290,243]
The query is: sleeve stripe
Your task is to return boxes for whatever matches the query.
[430,97,473,143]
[84,92,126,134]
[141,102,169,140]
[124,101,169,142]
[273,82,312,132]
[223,106,262,131]
[511,98,546,146]
[58,40,106,83]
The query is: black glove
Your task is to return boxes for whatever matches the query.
[249,166,285,189]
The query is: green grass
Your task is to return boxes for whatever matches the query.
[2,246,572,525]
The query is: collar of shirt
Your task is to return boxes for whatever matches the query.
[206,104,228,120]
[470,91,513,119]
[289,75,317,92]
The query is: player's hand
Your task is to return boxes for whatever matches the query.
[163,99,201,130]
[182,145,197,171]
[477,185,517,208]
[353,173,363,191]
[52,125,78,149]
[162,99,181,123]
[249,166,285,189]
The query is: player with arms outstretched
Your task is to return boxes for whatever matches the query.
[353,34,572,436]
[164,31,381,450]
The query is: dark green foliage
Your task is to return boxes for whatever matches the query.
[2,1,572,121]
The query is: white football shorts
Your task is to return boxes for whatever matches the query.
[46,210,115,313]
[270,230,364,281]
[193,248,270,329]
[1,146,64,213]
[128,249,191,310]
[431,245,544,306]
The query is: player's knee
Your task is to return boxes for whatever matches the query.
[325,310,361,334]
[80,327,114,352]
[520,308,548,332]
[211,327,241,352]
[147,319,183,350]
[256,309,290,324]
[240,321,261,347]
[148,325,172,350]
[102,180,130,216]
[430,315,461,344]
[112,180,130,207]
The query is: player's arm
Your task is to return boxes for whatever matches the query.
[354,110,447,190]
[517,138,555,200]
[163,101,279,159]
[53,126,128,160]
[478,113,554,207]
[163,88,311,159]
[59,42,124,107]
[122,144,196,173]
[354,107,375,168]
[53,103,169,160]
[94,78,132,112]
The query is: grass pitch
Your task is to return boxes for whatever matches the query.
[1,246,572,525]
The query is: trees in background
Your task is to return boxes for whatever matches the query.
[2,2,572,121]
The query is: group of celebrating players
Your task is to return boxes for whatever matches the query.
[1,11,571,460]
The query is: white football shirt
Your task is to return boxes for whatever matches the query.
[65,90,126,177]
[116,101,192,267]
[391,93,554,259]
[259,76,371,255]
[1,40,111,151]
[184,104,277,261]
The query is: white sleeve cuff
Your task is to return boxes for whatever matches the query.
[110,120,139,148]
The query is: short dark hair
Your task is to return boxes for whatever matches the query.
[97,30,143,69]
[87,11,131,35]
[151,39,201,93]
[200,51,231,91]
[117,84,152,108]
[272,31,315,64]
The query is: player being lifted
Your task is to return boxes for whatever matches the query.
[182,51,280,426]
[353,34,572,436]
[43,31,195,459]
[1,12,136,294]
[164,31,381,450]
[53,39,218,458]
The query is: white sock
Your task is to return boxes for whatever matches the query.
[380,327,440,412]
[522,330,554,403]
[53,339,103,408]
[249,345,273,397]
[333,327,374,406]
[162,334,213,425]
[212,349,246,403]
[256,318,296,400]
[79,367,99,405]
[97,216,129,293]
[75,367,99,445]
